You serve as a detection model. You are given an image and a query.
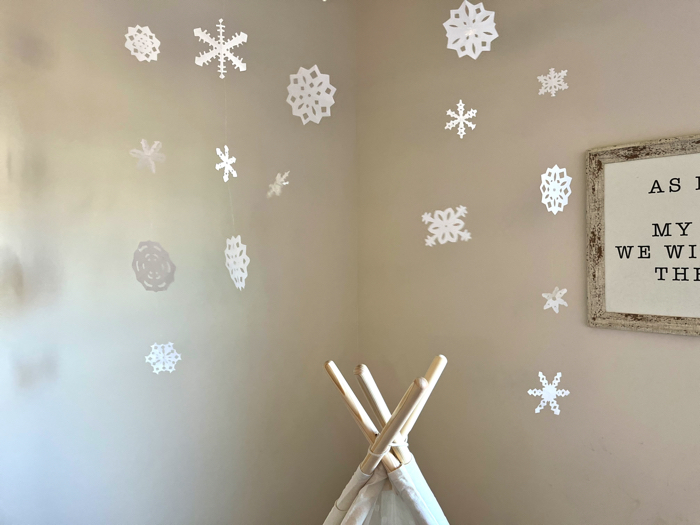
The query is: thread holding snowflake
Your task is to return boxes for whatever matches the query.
[542,286,568,313]
[216,145,237,182]
[528,372,570,415]
[540,165,571,215]
[225,235,250,290]
[538,68,568,97]
[145,342,181,374]
[124,26,160,62]
[443,1,498,60]
[287,65,336,125]
[445,100,477,138]
[422,206,471,247]
[194,19,247,79]
[267,171,290,198]
[130,139,165,173]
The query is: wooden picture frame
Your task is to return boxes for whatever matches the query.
[587,134,700,336]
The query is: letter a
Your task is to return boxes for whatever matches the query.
[649,180,664,194]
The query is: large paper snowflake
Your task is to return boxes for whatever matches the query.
[216,145,237,182]
[267,171,289,198]
[528,372,570,415]
[443,1,498,60]
[194,18,247,79]
[445,100,477,138]
[422,206,471,247]
[145,342,181,374]
[132,241,176,292]
[225,235,250,290]
[538,68,568,97]
[124,26,160,62]
[287,65,336,125]
[130,139,165,173]
[542,286,568,313]
[540,165,571,215]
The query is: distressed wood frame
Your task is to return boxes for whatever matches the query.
[586,133,700,336]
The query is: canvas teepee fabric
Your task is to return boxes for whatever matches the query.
[323,357,450,525]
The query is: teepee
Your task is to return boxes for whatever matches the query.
[323,356,450,525]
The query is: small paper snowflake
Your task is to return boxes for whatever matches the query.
[130,139,165,173]
[145,342,181,374]
[443,1,498,60]
[422,206,471,247]
[132,241,176,292]
[225,235,250,290]
[125,26,160,62]
[267,171,290,198]
[542,287,568,313]
[287,65,336,125]
[538,68,568,97]
[540,165,571,215]
[528,372,570,415]
[216,145,237,182]
[194,18,247,79]
[445,100,477,138]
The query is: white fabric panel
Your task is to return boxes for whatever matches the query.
[340,464,389,525]
[324,459,450,525]
[323,467,372,525]
[400,461,449,525]
[363,485,417,525]
[387,462,443,525]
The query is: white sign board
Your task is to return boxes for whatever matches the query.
[605,153,700,318]
[587,134,700,336]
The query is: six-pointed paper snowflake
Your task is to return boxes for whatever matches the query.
[130,139,165,173]
[145,342,181,374]
[445,100,477,138]
[422,206,471,247]
[443,1,498,60]
[194,18,247,79]
[542,286,568,314]
[540,165,572,215]
[216,145,237,182]
[124,26,161,62]
[528,372,570,415]
[132,241,176,292]
[287,65,336,125]
[225,235,250,290]
[267,171,290,198]
[538,68,569,97]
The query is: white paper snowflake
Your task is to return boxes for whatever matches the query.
[225,235,250,290]
[124,26,161,62]
[145,342,181,374]
[129,139,165,173]
[422,206,471,247]
[443,1,498,60]
[194,18,247,79]
[267,171,290,198]
[540,165,571,215]
[538,68,568,97]
[445,100,477,138]
[216,145,237,182]
[528,372,570,415]
[542,287,568,313]
[286,65,336,125]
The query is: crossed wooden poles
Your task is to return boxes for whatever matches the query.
[323,356,448,525]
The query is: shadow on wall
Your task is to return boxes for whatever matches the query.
[13,352,57,390]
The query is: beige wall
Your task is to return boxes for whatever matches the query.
[0,0,360,523]
[4,0,700,523]
[357,0,700,523]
